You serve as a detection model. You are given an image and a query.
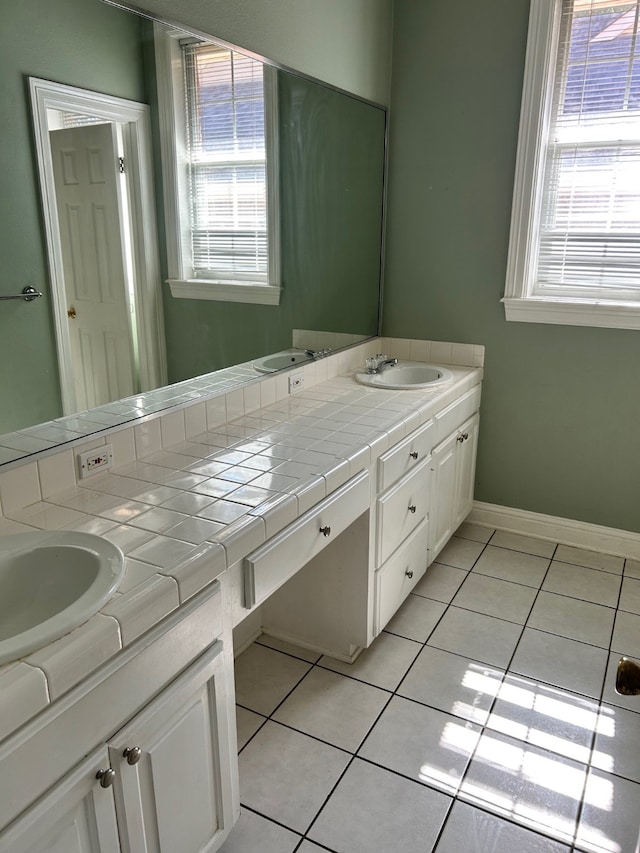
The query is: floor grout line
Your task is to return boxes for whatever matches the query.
[228,530,640,853]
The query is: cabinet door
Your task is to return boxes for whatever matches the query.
[429,431,458,560]
[0,746,120,853]
[453,413,479,530]
[108,641,236,853]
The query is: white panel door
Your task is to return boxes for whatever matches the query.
[50,123,136,411]
[0,747,120,853]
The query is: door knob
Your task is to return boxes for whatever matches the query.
[319,525,331,537]
[409,451,419,460]
[408,504,417,513]
[67,306,77,319]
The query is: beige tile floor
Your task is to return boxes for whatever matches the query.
[220,524,640,853]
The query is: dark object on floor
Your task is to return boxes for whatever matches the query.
[615,657,640,695]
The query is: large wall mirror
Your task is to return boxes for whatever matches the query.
[0,0,385,468]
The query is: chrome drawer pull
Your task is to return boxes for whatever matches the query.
[319,525,331,537]
[408,504,417,514]
[405,569,414,579]
[409,451,419,460]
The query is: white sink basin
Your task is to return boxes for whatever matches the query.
[0,531,125,665]
[355,361,454,390]
[253,350,312,373]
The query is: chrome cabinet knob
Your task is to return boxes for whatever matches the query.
[319,525,331,537]
[408,504,417,513]
[96,768,116,788]
[409,451,418,460]
[123,746,142,765]
[457,434,465,443]
[405,569,414,579]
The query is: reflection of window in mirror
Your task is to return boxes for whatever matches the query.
[154,24,281,305]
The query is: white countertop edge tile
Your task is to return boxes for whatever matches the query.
[0,662,50,742]
[25,613,122,701]
[159,542,226,602]
[102,575,180,646]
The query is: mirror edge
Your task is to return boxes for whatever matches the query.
[0,337,379,474]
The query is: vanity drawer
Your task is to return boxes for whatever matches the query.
[434,384,481,445]
[377,420,434,492]
[376,460,431,566]
[375,520,429,633]
[244,470,369,608]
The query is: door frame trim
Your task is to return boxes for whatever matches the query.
[29,77,167,415]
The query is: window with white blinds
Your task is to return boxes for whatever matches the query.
[504,0,640,329]
[182,42,268,281]
[154,23,281,305]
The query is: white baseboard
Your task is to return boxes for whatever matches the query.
[468,501,640,561]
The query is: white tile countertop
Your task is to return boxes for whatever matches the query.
[0,361,482,741]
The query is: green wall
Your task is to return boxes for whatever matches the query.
[161,71,385,382]
[126,0,393,105]
[0,0,146,432]
[382,0,640,533]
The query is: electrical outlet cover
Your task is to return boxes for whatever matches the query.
[77,444,113,479]
[288,370,304,393]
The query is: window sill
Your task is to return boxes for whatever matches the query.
[502,297,640,331]
[168,279,281,306]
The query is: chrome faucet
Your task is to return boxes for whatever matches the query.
[376,357,398,373]
[365,354,398,374]
[304,348,332,360]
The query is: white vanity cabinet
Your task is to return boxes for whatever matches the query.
[372,421,434,634]
[108,641,234,853]
[239,382,482,645]
[430,388,481,560]
[0,584,238,853]
[373,384,481,633]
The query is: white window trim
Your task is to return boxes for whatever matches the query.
[154,23,281,305]
[503,0,640,331]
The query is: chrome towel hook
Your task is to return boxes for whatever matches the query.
[0,286,43,303]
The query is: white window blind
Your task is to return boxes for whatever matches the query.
[182,41,268,282]
[536,0,640,298]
